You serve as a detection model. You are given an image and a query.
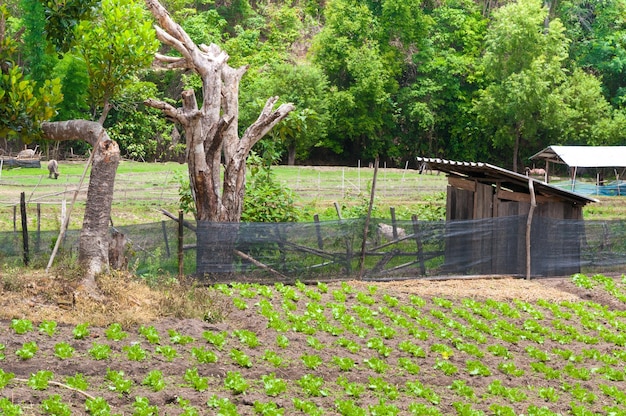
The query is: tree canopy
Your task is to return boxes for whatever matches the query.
[3,0,626,171]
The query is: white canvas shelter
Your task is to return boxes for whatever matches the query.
[530,145,626,194]
[530,145,626,168]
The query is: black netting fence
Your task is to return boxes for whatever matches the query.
[2,215,626,282]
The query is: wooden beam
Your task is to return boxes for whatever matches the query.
[496,189,551,204]
[448,175,476,192]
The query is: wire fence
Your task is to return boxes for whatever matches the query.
[2,213,625,283]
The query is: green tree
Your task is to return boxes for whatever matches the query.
[311,0,398,161]
[396,0,487,162]
[242,63,329,165]
[473,0,569,171]
[558,0,626,106]
[20,0,56,86]
[74,0,159,120]
[0,5,62,141]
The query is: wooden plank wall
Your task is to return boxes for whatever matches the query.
[444,174,584,277]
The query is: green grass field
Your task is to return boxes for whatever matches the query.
[1,160,625,232]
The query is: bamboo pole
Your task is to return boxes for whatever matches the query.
[526,178,537,280]
[359,155,379,279]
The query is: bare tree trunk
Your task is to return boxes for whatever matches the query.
[41,120,120,289]
[287,144,296,165]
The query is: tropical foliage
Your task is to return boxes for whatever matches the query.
[3,0,626,170]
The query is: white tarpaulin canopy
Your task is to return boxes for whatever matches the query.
[530,145,626,168]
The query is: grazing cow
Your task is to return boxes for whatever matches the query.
[377,223,407,241]
[525,167,546,177]
[47,159,59,179]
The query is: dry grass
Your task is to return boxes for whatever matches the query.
[0,267,232,327]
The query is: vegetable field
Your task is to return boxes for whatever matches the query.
[2,274,626,415]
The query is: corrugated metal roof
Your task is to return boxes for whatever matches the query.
[530,145,626,168]
[417,157,597,205]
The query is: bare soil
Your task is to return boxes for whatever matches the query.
[0,274,622,415]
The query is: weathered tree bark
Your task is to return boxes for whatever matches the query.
[41,120,120,289]
[144,0,294,275]
[144,0,295,223]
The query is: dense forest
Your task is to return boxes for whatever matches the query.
[2,0,626,171]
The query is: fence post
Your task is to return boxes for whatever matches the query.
[313,214,324,250]
[36,203,41,252]
[20,192,29,266]
[411,214,426,275]
[162,220,171,257]
[390,207,398,239]
[178,210,184,278]
[359,156,379,279]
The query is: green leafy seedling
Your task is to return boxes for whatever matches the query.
[139,325,160,344]
[142,370,166,392]
[184,368,209,392]
[0,369,15,388]
[297,374,327,397]
[11,319,33,334]
[41,394,71,416]
[253,400,284,415]
[155,345,178,361]
[207,395,239,416]
[0,397,23,415]
[202,331,228,350]
[105,323,128,341]
[123,343,148,361]
[54,342,75,360]
[38,320,58,336]
[85,397,112,415]
[89,343,111,360]
[191,346,218,364]
[133,396,159,416]
[224,371,250,395]
[28,370,54,390]
[73,323,90,339]
[230,348,252,368]
[65,373,89,391]
[262,373,287,397]
[15,341,38,360]
[105,369,133,395]
[301,354,323,370]
[168,329,194,345]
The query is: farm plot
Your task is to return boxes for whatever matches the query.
[2,274,626,415]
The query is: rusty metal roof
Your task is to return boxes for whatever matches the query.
[417,157,597,205]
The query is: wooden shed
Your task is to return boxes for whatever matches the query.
[417,157,597,277]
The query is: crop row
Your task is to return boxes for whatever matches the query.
[1,275,626,414]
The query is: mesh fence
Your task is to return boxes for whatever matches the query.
[2,215,626,282]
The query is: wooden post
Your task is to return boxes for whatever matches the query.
[36,203,41,252]
[13,205,17,233]
[334,202,342,219]
[412,214,426,275]
[526,178,537,280]
[359,156,379,279]
[20,192,29,266]
[314,214,324,250]
[162,220,171,257]
[178,210,184,278]
[390,207,398,239]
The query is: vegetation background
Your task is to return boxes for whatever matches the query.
[3,0,626,172]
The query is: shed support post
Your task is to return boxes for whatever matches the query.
[526,179,537,280]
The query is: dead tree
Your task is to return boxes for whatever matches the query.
[144,0,294,274]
